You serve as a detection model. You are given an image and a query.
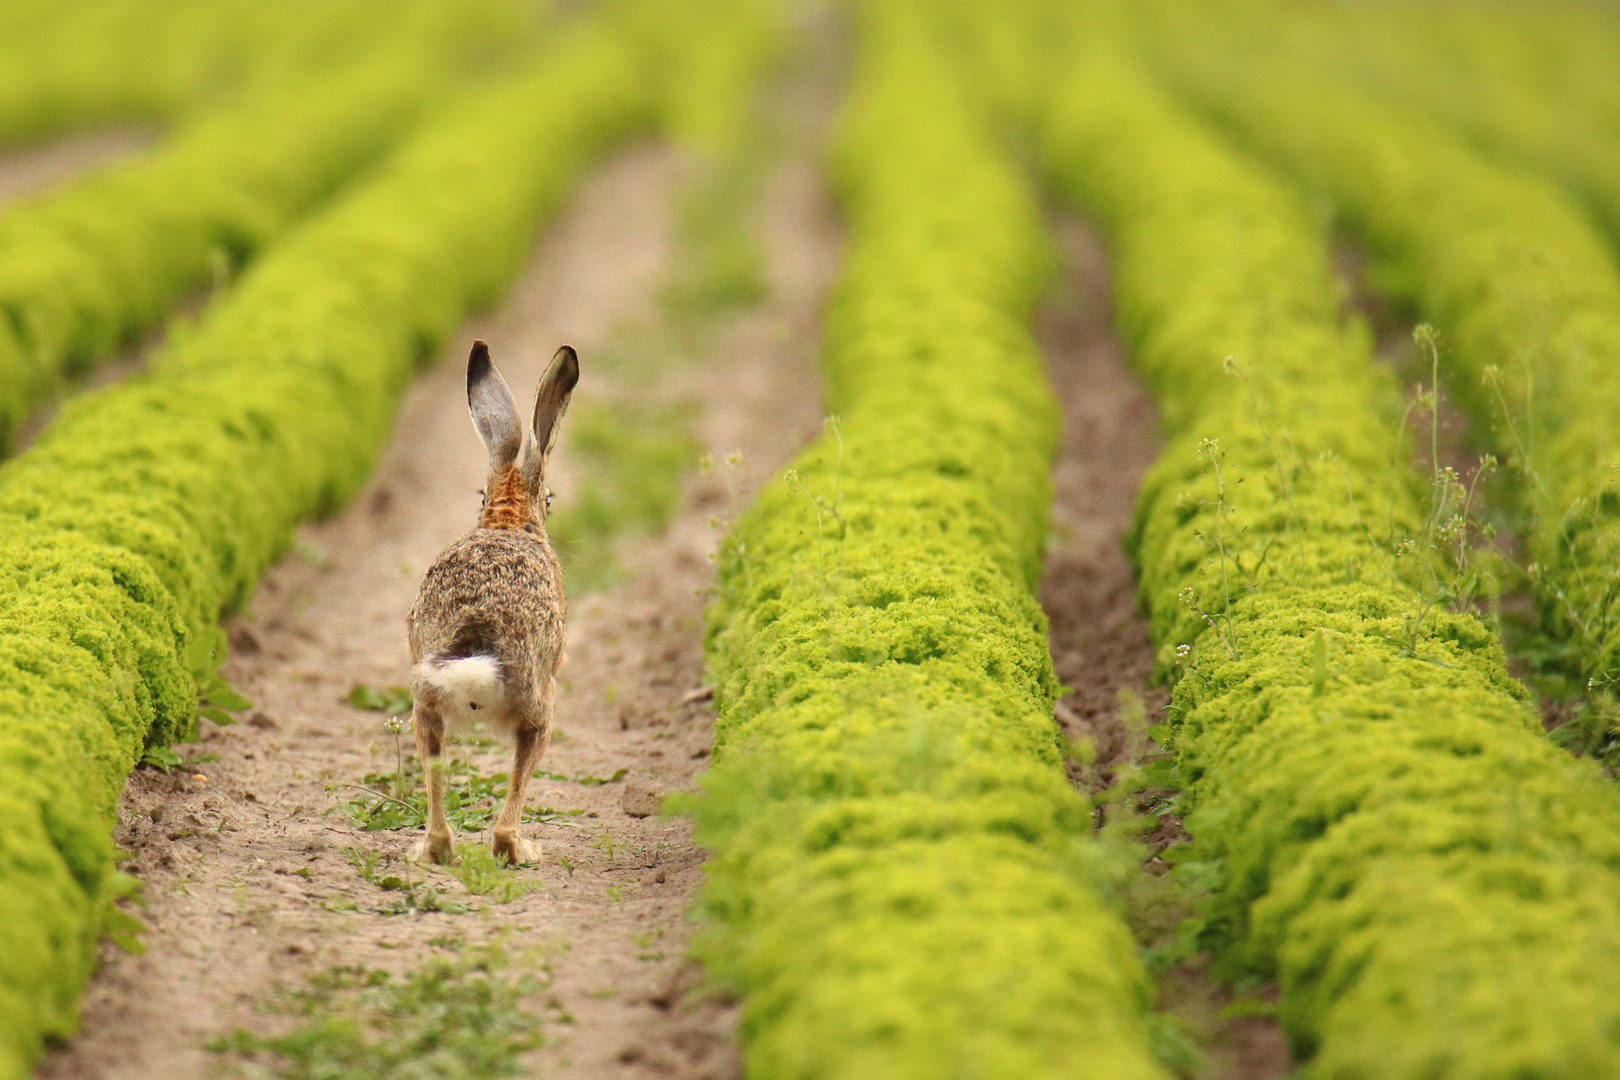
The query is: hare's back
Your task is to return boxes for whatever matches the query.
[409,528,563,659]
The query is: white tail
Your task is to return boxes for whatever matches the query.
[416,654,503,714]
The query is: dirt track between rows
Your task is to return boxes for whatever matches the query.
[37,53,840,1080]
[0,127,152,209]
[1038,218,1292,1080]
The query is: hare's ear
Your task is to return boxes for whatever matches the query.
[467,340,522,472]
[525,345,579,483]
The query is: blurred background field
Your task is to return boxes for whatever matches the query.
[6,2,1620,1080]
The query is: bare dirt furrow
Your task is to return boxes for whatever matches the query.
[0,127,153,209]
[1039,219,1165,768]
[39,95,839,1079]
[1037,217,1292,1080]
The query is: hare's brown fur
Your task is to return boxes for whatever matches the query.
[477,463,540,532]
[408,527,565,725]
[406,341,577,867]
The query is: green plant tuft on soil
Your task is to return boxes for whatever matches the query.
[332,753,594,834]
[448,844,544,903]
[207,942,546,1079]
[344,846,470,916]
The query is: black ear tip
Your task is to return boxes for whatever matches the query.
[554,344,580,389]
[467,340,492,380]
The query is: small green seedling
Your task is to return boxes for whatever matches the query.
[199,670,252,728]
[348,684,413,715]
[449,844,542,904]
[194,633,252,727]
[344,847,467,916]
[207,944,544,1077]
[139,745,185,773]
[334,756,610,832]
[536,767,627,786]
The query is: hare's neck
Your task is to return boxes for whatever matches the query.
[479,466,538,531]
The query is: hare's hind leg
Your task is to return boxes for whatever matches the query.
[491,680,553,866]
[411,697,455,864]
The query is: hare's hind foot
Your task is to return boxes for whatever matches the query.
[492,831,538,866]
[412,830,455,865]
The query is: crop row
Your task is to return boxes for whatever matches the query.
[1175,0,1620,246]
[0,0,796,457]
[0,19,652,1077]
[1039,33,1620,1078]
[0,0,535,150]
[618,0,788,157]
[0,45,481,450]
[690,2,1169,1076]
[1135,4,1620,725]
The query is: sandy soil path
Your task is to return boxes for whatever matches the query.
[0,127,153,209]
[37,56,839,1080]
[1039,220,1166,763]
[1038,218,1292,1080]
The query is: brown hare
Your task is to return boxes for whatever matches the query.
[407,340,577,865]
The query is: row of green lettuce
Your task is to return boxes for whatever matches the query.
[0,17,654,1078]
[1197,0,1620,247]
[1037,17,1620,1078]
[0,0,536,150]
[619,0,788,158]
[0,0,798,1067]
[0,0,794,458]
[688,1,1171,1076]
[1126,1,1620,732]
[0,29,524,452]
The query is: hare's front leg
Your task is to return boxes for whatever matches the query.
[411,700,455,864]
[492,684,553,865]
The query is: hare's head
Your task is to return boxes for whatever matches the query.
[467,340,578,532]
